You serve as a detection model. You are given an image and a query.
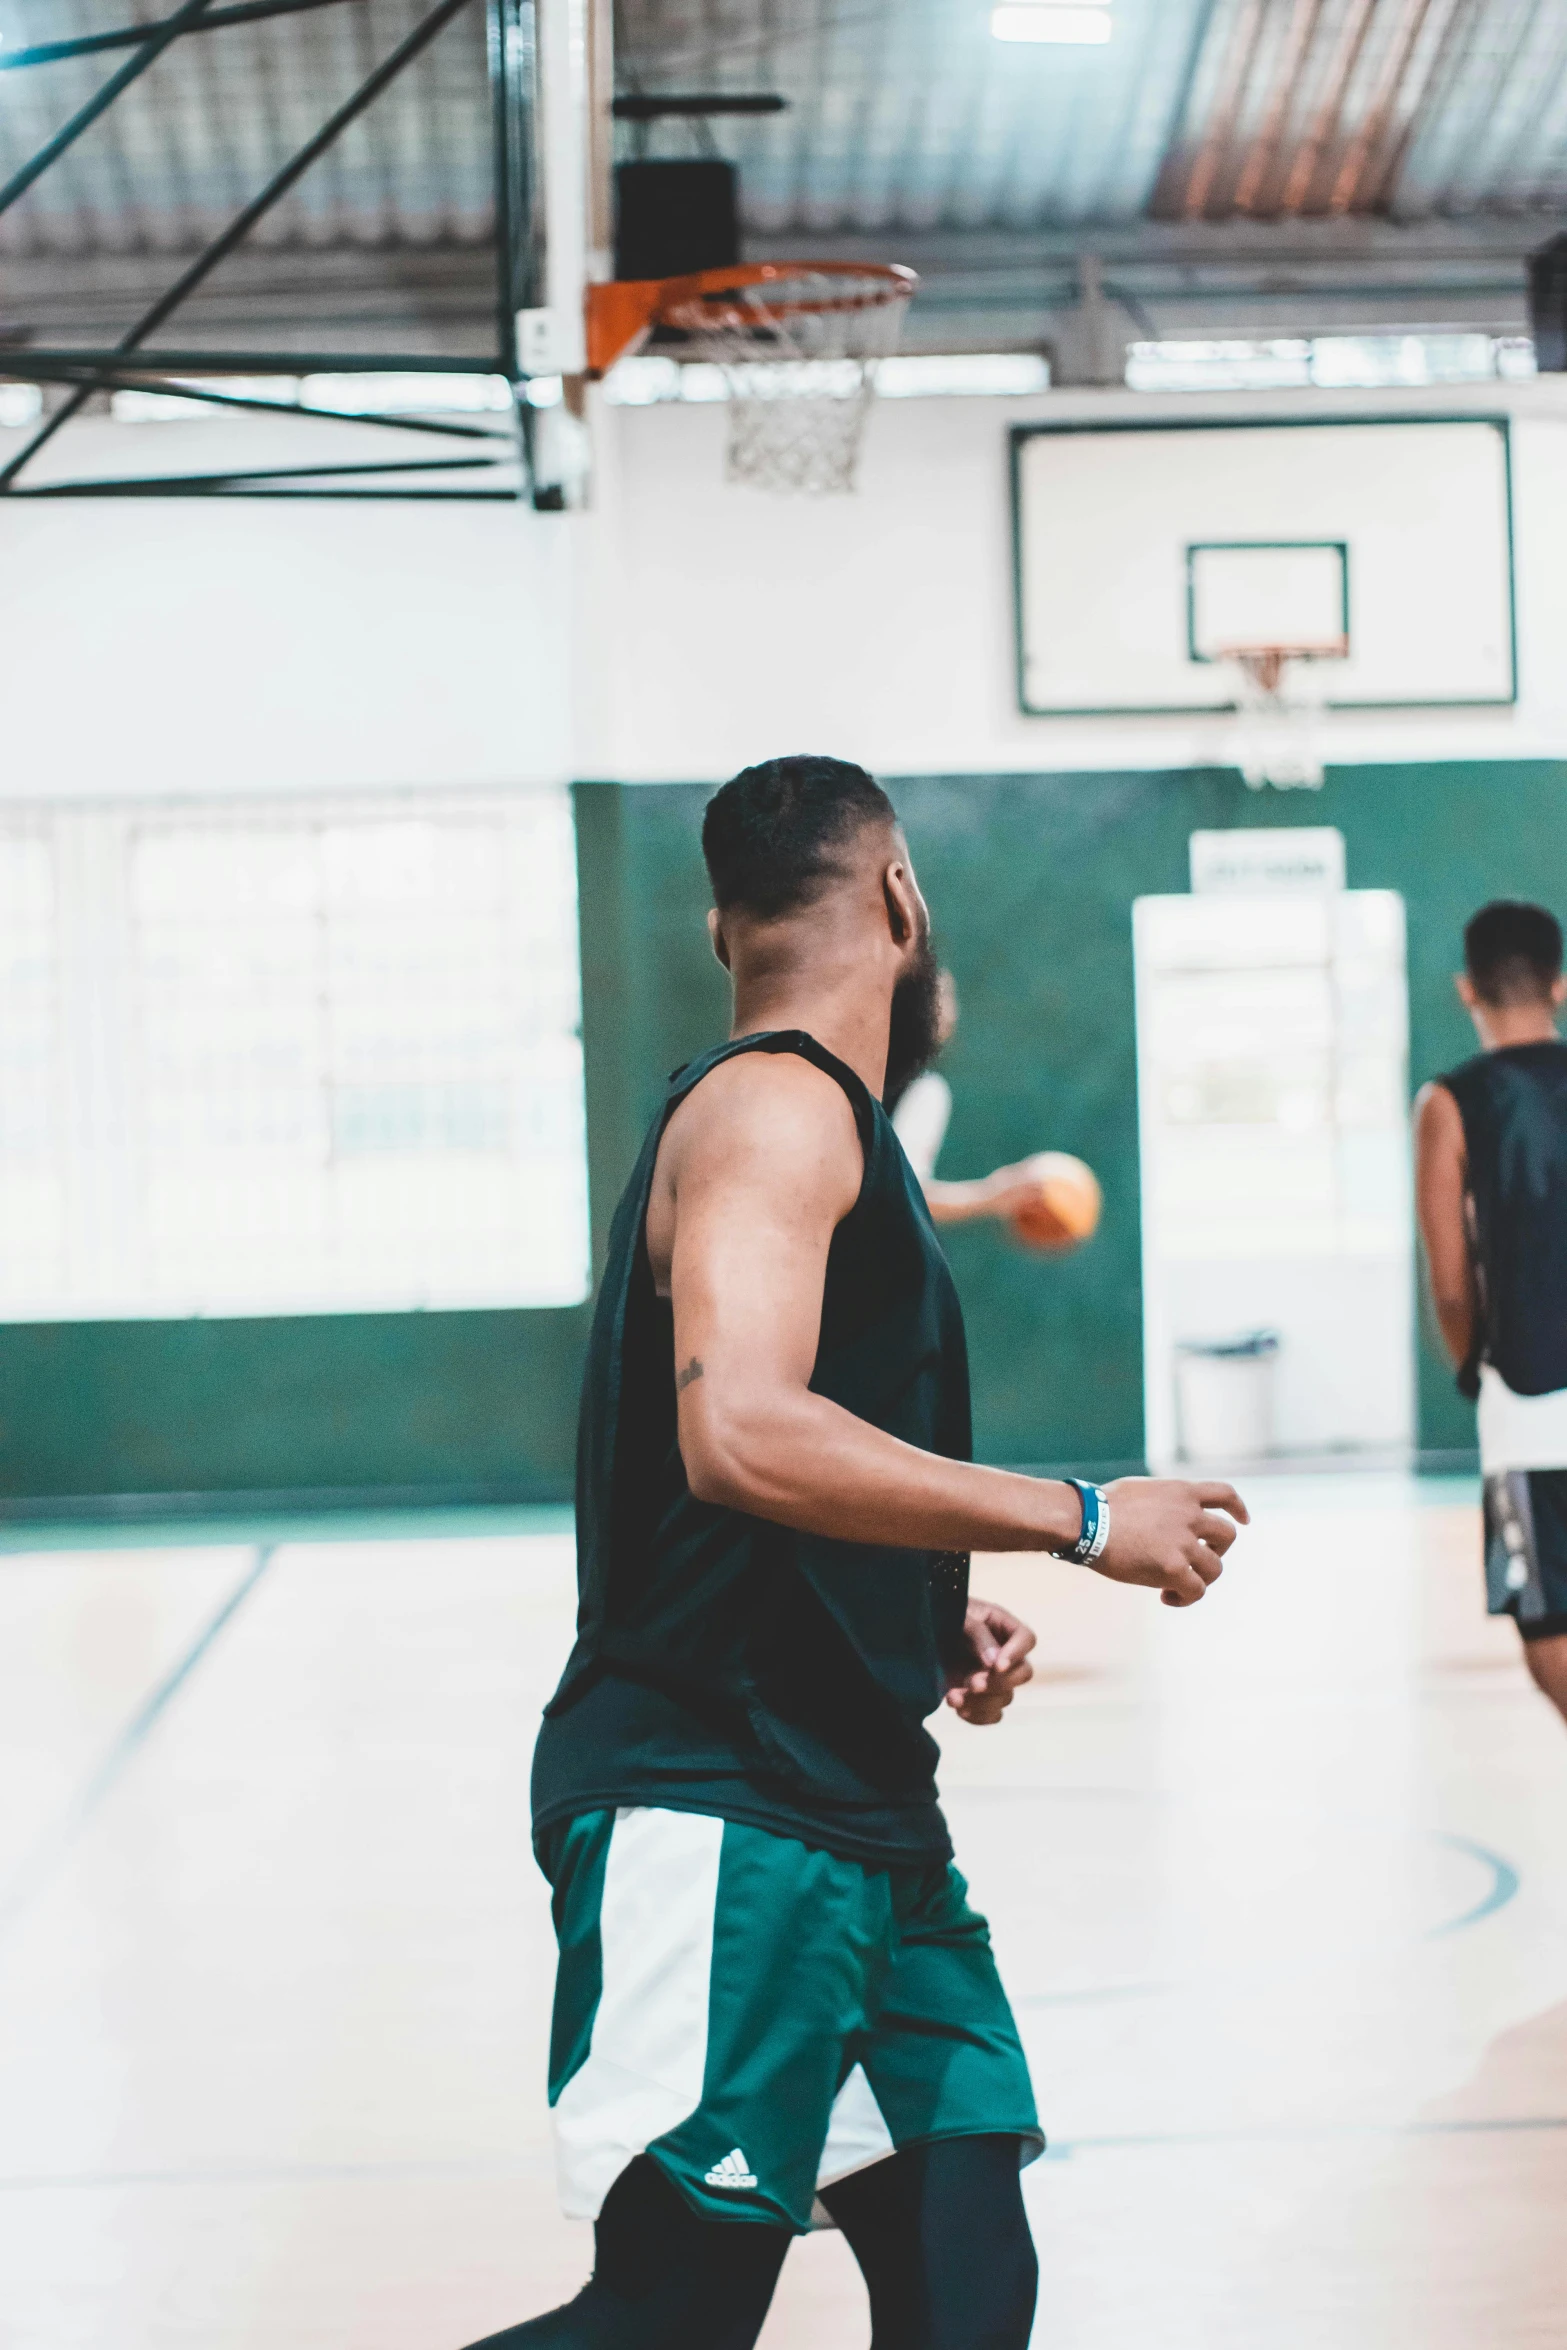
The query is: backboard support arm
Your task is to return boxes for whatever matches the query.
[0,0,538,498]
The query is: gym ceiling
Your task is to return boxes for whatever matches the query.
[0,0,1557,357]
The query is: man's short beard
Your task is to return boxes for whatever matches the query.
[884,929,943,1108]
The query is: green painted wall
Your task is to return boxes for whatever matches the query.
[577,760,1567,1472]
[2,759,1559,1511]
[0,1308,587,1514]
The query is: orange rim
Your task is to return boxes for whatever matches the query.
[585,261,917,377]
[1216,641,1349,691]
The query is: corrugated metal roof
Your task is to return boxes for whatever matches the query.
[619,0,1567,233]
[0,0,1561,355]
[618,0,1206,231]
[0,0,492,257]
[1152,0,1567,221]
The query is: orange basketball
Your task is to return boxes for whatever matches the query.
[1007,1153,1102,1253]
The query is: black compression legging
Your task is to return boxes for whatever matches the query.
[458,2136,1036,2350]
[820,2133,1039,2349]
[459,2158,788,2350]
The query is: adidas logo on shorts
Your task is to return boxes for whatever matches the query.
[704,2147,758,2190]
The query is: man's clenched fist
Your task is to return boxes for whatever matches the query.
[1095,1479,1248,1606]
[946,1596,1037,1724]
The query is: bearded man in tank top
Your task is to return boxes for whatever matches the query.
[1416,899,1567,1730]
[462,757,1248,2350]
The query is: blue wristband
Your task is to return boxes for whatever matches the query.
[1061,1477,1110,1564]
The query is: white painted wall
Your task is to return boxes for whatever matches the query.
[583,374,1567,784]
[9,374,1567,809]
[0,415,576,801]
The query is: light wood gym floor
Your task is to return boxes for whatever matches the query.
[2,1475,1564,2349]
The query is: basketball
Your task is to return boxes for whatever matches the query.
[1006,1152,1102,1253]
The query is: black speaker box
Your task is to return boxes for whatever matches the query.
[1528,232,1567,373]
[614,159,739,283]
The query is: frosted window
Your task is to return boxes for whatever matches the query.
[1126,335,1530,392]
[0,830,64,1308]
[0,793,589,1320]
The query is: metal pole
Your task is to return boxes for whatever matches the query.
[0,0,354,73]
[0,0,477,489]
[18,362,513,440]
[489,0,531,375]
[15,455,502,496]
[488,0,534,488]
[530,0,588,374]
[0,0,222,219]
[4,349,511,373]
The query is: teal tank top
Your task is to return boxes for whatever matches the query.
[531,1030,973,1865]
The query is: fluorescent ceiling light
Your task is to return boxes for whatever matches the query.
[993,5,1112,41]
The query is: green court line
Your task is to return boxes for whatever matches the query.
[0,1503,575,1554]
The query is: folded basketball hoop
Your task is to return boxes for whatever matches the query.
[587,262,918,494]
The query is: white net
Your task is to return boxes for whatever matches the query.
[1225,649,1337,790]
[663,268,914,495]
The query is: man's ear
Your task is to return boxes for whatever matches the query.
[707,907,732,972]
[1552,975,1567,1009]
[1455,973,1479,1011]
[882,858,926,952]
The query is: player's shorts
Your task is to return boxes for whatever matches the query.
[540,1805,1043,2234]
[1484,1469,1567,1641]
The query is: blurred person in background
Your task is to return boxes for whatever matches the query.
[1416,899,1567,1727]
[891,970,1058,1228]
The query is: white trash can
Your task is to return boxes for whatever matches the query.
[1174,1332,1279,1462]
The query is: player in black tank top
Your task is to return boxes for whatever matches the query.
[466,758,1248,2350]
[1416,898,1567,1729]
[532,1027,976,1865]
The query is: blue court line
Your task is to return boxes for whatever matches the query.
[1018,1983,1174,2009]
[1012,1828,1521,2010]
[1425,1831,1522,1936]
[0,1543,276,1943]
[949,1787,1522,1951]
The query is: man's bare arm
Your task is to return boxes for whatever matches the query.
[922,1164,1047,1227]
[1414,1080,1476,1368]
[656,1054,1245,1607]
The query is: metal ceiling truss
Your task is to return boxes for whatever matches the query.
[0,0,537,498]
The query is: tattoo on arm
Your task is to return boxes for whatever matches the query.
[676,1357,704,1394]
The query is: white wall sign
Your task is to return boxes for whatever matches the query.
[1190,827,1345,896]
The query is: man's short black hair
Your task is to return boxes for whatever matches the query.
[1464,899,1564,1006]
[702,754,897,919]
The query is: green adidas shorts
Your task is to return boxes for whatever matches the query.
[541,1805,1042,2234]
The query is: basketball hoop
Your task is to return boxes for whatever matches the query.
[586,261,917,494]
[1217,636,1347,792]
